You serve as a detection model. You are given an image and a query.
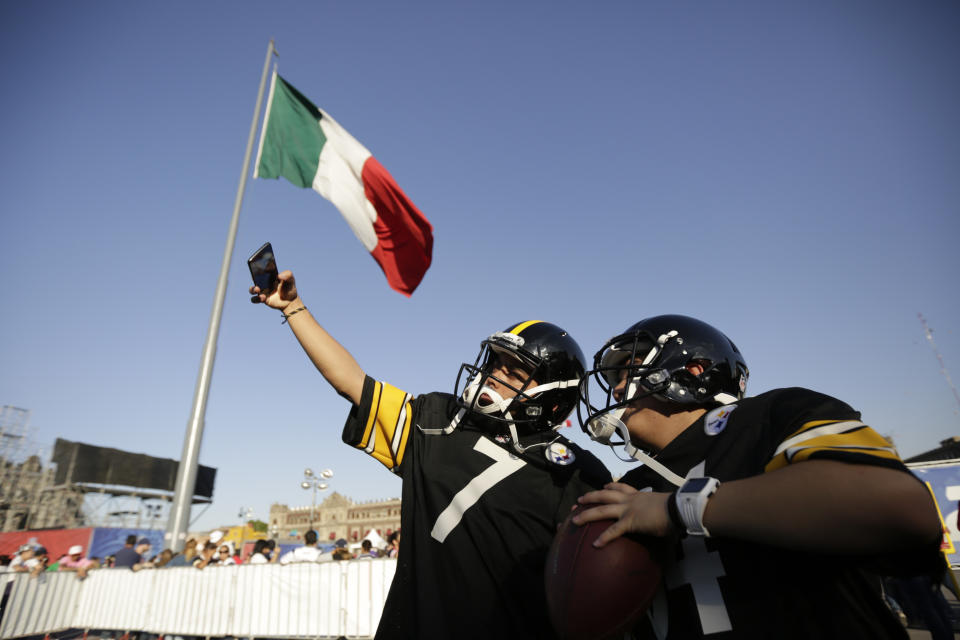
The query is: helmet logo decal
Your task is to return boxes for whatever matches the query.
[704,405,737,436]
[738,374,747,394]
[545,442,575,466]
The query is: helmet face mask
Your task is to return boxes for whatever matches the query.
[456,347,541,423]
[455,321,586,436]
[579,315,749,454]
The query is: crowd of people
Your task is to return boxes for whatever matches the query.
[1,528,399,580]
[3,543,102,578]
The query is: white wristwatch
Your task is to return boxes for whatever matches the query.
[674,477,721,537]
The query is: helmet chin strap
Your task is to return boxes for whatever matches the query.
[587,409,684,487]
[433,374,577,455]
[586,374,685,487]
[505,416,560,455]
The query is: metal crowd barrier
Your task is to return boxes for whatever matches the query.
[0,559,396,639]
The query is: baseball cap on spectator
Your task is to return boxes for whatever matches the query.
[18,544,31,553]
[35,546,48,555]
[335,538,348,548]
[68,545,83,555]
[137,538,151,546]
[209,530,225,544]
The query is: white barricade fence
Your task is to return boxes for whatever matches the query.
[0,559,396,639]
[1,571,84,639]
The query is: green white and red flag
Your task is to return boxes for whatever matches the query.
[254,72,433,296]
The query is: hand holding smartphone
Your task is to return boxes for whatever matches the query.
[248,242,279,294]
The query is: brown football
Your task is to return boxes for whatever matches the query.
[544,508,662,640]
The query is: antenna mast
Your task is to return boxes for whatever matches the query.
[918,313,960,414]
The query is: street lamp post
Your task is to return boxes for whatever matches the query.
[238,506,254,558]
[301,468,333,535]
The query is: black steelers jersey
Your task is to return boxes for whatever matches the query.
[342,375,612,640]
[621,387,939,640]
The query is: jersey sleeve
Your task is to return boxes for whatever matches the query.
[762,388,904,473]
[342,375,415,472]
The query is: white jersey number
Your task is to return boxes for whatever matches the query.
[430,437,526,542]
[650,460,732,638]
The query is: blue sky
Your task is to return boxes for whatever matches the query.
[1,1,958,536]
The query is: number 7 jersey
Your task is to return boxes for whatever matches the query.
[342,375,612,640]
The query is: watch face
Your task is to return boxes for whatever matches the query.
[682,477,712,493]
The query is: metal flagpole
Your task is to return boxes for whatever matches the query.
[165,39,277,552]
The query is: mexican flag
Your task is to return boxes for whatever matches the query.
[254,72,433,296]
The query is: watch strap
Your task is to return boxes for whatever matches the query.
[676,477,720,537]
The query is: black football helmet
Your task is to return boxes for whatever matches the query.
[578,315,748,455]
[455,320,586,437]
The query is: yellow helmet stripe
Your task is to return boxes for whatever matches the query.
[509,320,543,335]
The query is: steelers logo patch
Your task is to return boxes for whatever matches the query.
[546,442,575,465]
[704,405,737,436]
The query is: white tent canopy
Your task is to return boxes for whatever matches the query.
[362,529,387,549]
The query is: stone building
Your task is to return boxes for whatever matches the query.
[270,492,400,544]
[0,455,85,531]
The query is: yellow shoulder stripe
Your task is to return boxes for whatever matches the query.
[766,419,899,472]
[358,380,413,470]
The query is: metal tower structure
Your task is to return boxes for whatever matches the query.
[0,406,87,531]
[0,405,31,464]
[0,406,33,519]
[918,313,960,415]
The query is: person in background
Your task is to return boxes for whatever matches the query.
[164,538,197,567]
[217,543,236,566]
[27,547,48,578]
[385,531,400,559]
[57,545,95,578]
[331,539,353,561]
[280,530,322,564]
[119,538,153,571]
[248,539,280,564]
[154,549,175,568]
[9,545,35,573]
[247,539,267,564]
[357,539,379,559]
[113,535,141,568]
[193,541,219,570]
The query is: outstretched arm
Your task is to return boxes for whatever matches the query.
[251,270,365,405]
[575,460,941,555]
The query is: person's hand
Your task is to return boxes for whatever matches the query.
[250,270,298,310]
[573,482,678,547]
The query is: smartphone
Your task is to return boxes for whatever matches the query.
[247,242,279,293]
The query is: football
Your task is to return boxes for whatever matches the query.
[544,508,662,640]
